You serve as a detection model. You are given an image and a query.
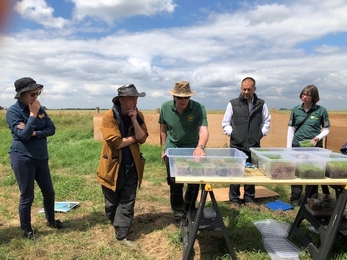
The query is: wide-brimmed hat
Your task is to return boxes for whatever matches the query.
[112,84,146,103]
[168,81,196,97]
[14,77,44,99]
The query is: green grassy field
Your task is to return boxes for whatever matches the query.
[0,110,347,259]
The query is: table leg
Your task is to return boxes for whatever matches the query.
[182,186,207,260]
[209,191,237,260]
[181,186,238,260]
[289,185,347,260]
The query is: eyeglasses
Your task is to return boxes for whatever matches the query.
[302,93,312,97]
[175,96,190,100]
[29,91,41,97]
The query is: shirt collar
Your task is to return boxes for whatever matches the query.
[299,103,318,111]
[17,100,27,111]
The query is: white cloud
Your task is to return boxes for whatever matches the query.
[14,0,69,29]
[1,0,347,110]
[71,0,176,24]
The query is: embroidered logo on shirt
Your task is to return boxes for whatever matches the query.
[310,115,318,120]
[38,113,45,118]
[187,114,194,121]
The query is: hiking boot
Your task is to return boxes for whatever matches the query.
[245,201,260,211]
[230,202,240,212]
[290,200,300,207]
[174,216,185,228]
[117,238,139,247]
[23,230,38,240]
[46,219,67,229]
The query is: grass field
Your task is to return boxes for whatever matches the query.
[0,110,347,259]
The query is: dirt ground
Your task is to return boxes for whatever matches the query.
[94,111,347,152]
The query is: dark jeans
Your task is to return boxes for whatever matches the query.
[165,157,199,218]
[102,163,138,240]
[229,184,255,203]
[229,149,255,203]
[290,185,330,203]
[10,152,55,232]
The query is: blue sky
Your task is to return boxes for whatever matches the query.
[1,0,347,110]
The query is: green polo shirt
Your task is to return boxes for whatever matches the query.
[158,99,208,149]
[288,103,330,147]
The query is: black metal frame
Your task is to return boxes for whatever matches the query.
[181,184,237,260]
[289,185,347,260]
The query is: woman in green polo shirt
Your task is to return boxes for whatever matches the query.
[286,84,331,207]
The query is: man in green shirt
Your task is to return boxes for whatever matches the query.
[158,81,209,225]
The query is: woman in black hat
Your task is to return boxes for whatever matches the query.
[6,77,66,240]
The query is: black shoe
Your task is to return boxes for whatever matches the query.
[174,216,185,228]
[23,230,37,240]
[46,219,67,229]
[290,200,300,207]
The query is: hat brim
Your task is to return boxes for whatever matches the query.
[14,83,43,99]
[168,90,196,97]
[112,92,146,103]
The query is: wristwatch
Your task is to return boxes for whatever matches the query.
[197,144,205,149]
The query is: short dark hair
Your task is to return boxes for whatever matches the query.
[241,77,256,87]
[300,84,320,104]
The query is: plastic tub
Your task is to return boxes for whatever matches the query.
[290,152,327,179]
[166,148,248,178]
[257,153,296,179]
[250,148,288,168]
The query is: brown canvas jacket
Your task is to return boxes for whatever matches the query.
[96,108,148,191]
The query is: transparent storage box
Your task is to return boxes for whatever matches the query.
[263,237,300,260]
[257,153,296,179]
[250,148,287,168]
[289,147,332,155]
[254,219,291,237]
[290,152,327,179]
[315,152,347,178]
[166,148,248,178]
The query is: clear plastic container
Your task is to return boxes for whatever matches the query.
[166,148,248,178]
[263,236,300,260]
[290,152,327,179]
[257,153,296,179]
[315,152,347,178]
[254,219,291,237]
[250,148,288,168]
[299,139,314,147]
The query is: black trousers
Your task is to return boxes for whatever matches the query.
[102,163,138,240]
[10,152,55,232]
[290,185,330,202]
[165,157,199,218]
[229,149,255,203]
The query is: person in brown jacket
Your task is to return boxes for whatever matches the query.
[96,84,148,247]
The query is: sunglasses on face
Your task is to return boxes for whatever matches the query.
[174,96,190,100]
[29,91,41,97]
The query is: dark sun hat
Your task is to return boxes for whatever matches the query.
[14,77,43,99]
[112,84,146,103]
[168,81,196,97]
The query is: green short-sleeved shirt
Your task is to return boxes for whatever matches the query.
[158,99,208,149]
[288,103,330,147]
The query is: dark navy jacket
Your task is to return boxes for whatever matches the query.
[6,101,55,160]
